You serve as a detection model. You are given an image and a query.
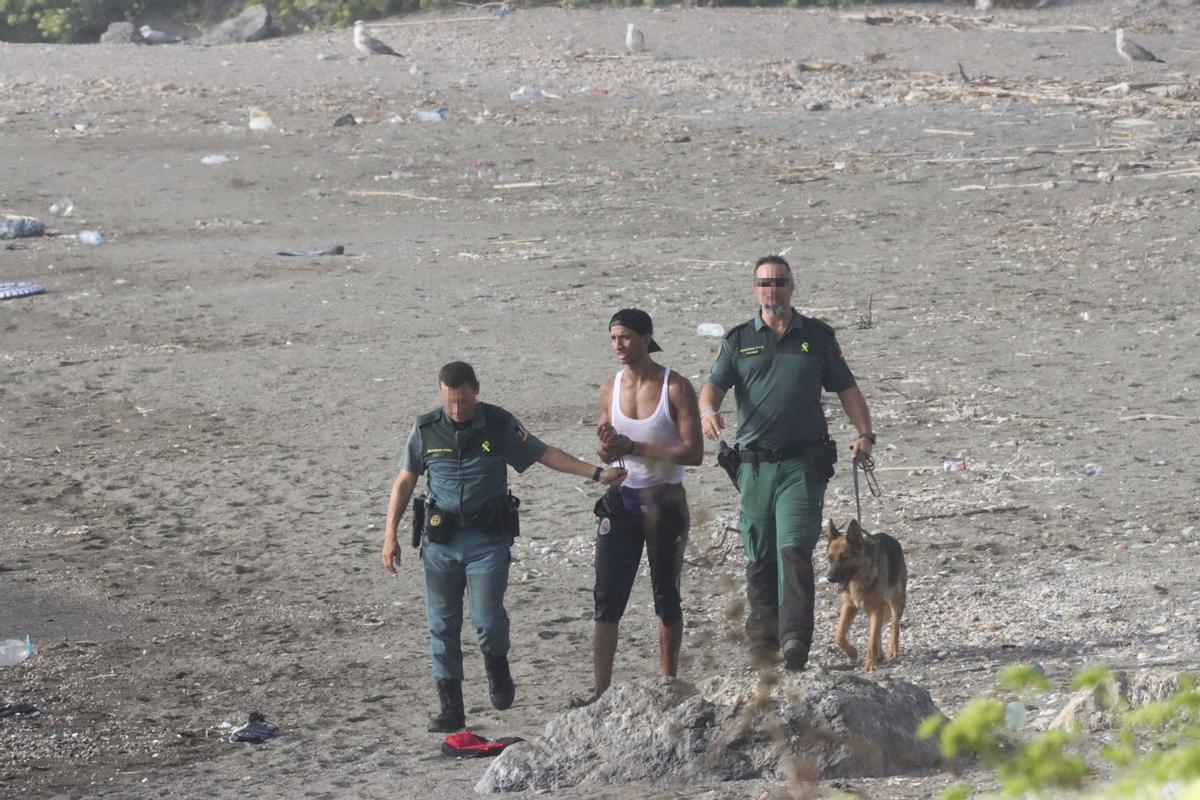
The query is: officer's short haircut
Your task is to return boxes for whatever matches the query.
[439,361,479,390]
[754,255,792,276]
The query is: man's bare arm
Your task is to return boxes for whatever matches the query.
[698,383,727,440]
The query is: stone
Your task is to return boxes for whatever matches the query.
[475,672,942,793]
[98,22,137,44]
[198,5,272,46]
[1050,670,1183,732]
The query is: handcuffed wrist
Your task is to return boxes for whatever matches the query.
[700,408,718,419]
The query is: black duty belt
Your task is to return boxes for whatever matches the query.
[738,445,809,465]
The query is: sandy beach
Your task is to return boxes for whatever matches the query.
[2,3,1198,797]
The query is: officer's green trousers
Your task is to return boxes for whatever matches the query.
[737,456,825,645]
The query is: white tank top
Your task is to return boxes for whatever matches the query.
[610,367,686,489]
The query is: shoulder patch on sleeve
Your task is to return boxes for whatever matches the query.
[513,419,530,442]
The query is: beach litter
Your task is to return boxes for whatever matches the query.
[415,107,450,122]
[277,244,345,257]
[228,711,280,744]
[0,635,34,666]
[442,731,523,759]
[510,85,561,102]
[0,703,40,718]
[0,282,47,301]
[248,108,274,131]
[1,216,46,239]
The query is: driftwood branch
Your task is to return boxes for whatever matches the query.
[349,190,443,202]
[904,505,1030,522]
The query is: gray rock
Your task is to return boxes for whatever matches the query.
[198,5,272,46]
[1050,670,1183,732]
[98,22,137,44]
[475,673,942,793]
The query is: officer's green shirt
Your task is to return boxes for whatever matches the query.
[399,402,547,517]
[707,309,856,450]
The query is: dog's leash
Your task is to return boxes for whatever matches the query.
[852,452,881,522]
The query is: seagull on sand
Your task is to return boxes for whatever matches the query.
[1116,28,1164,67]
[139,25,183,45]
[625,23,645,54]
[354,20,404,58]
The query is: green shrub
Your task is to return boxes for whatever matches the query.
[920,666,1200,799]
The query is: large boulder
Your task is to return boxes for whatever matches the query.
[98,22,137,44]
[198,5,272,45]
[476,672,942,793]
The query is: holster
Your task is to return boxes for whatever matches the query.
[716,441,741,492]
[802,436,838,482]
[497,492,521,538]
[593,486,626,521]
[410,495,426,548]
[467,492,522,538]
[424,498,454,544]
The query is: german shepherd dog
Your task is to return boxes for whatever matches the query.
[825,520,907,671]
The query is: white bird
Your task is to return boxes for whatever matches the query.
[1116,28,1164,66]
[974,0,993,13]
[354,20,403,58]
[139,25,183,45]
[625,23,645,54]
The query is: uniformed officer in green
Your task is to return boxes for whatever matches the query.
[699,256,875,671]
[382,362,627,732]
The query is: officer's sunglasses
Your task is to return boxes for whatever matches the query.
[753,277,790,287]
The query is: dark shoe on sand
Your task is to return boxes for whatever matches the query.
[484,654,515,711]
[782,638,809,672]
[428,678,466,732]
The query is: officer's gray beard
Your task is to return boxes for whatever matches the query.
[761,304,787,317]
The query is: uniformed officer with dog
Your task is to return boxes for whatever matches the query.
[381,361,627,732]
[699,256,875,671]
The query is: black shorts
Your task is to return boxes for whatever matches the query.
[592,483,689,626]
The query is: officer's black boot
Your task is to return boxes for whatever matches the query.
[779,547,816,671]
[484,654,515,711]
[427,678,466,732]
[745,557,780,662]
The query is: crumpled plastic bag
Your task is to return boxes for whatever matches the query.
[229,711,280,744]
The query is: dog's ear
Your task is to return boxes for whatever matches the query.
[846,519,864,541]
[826,520,841,540]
